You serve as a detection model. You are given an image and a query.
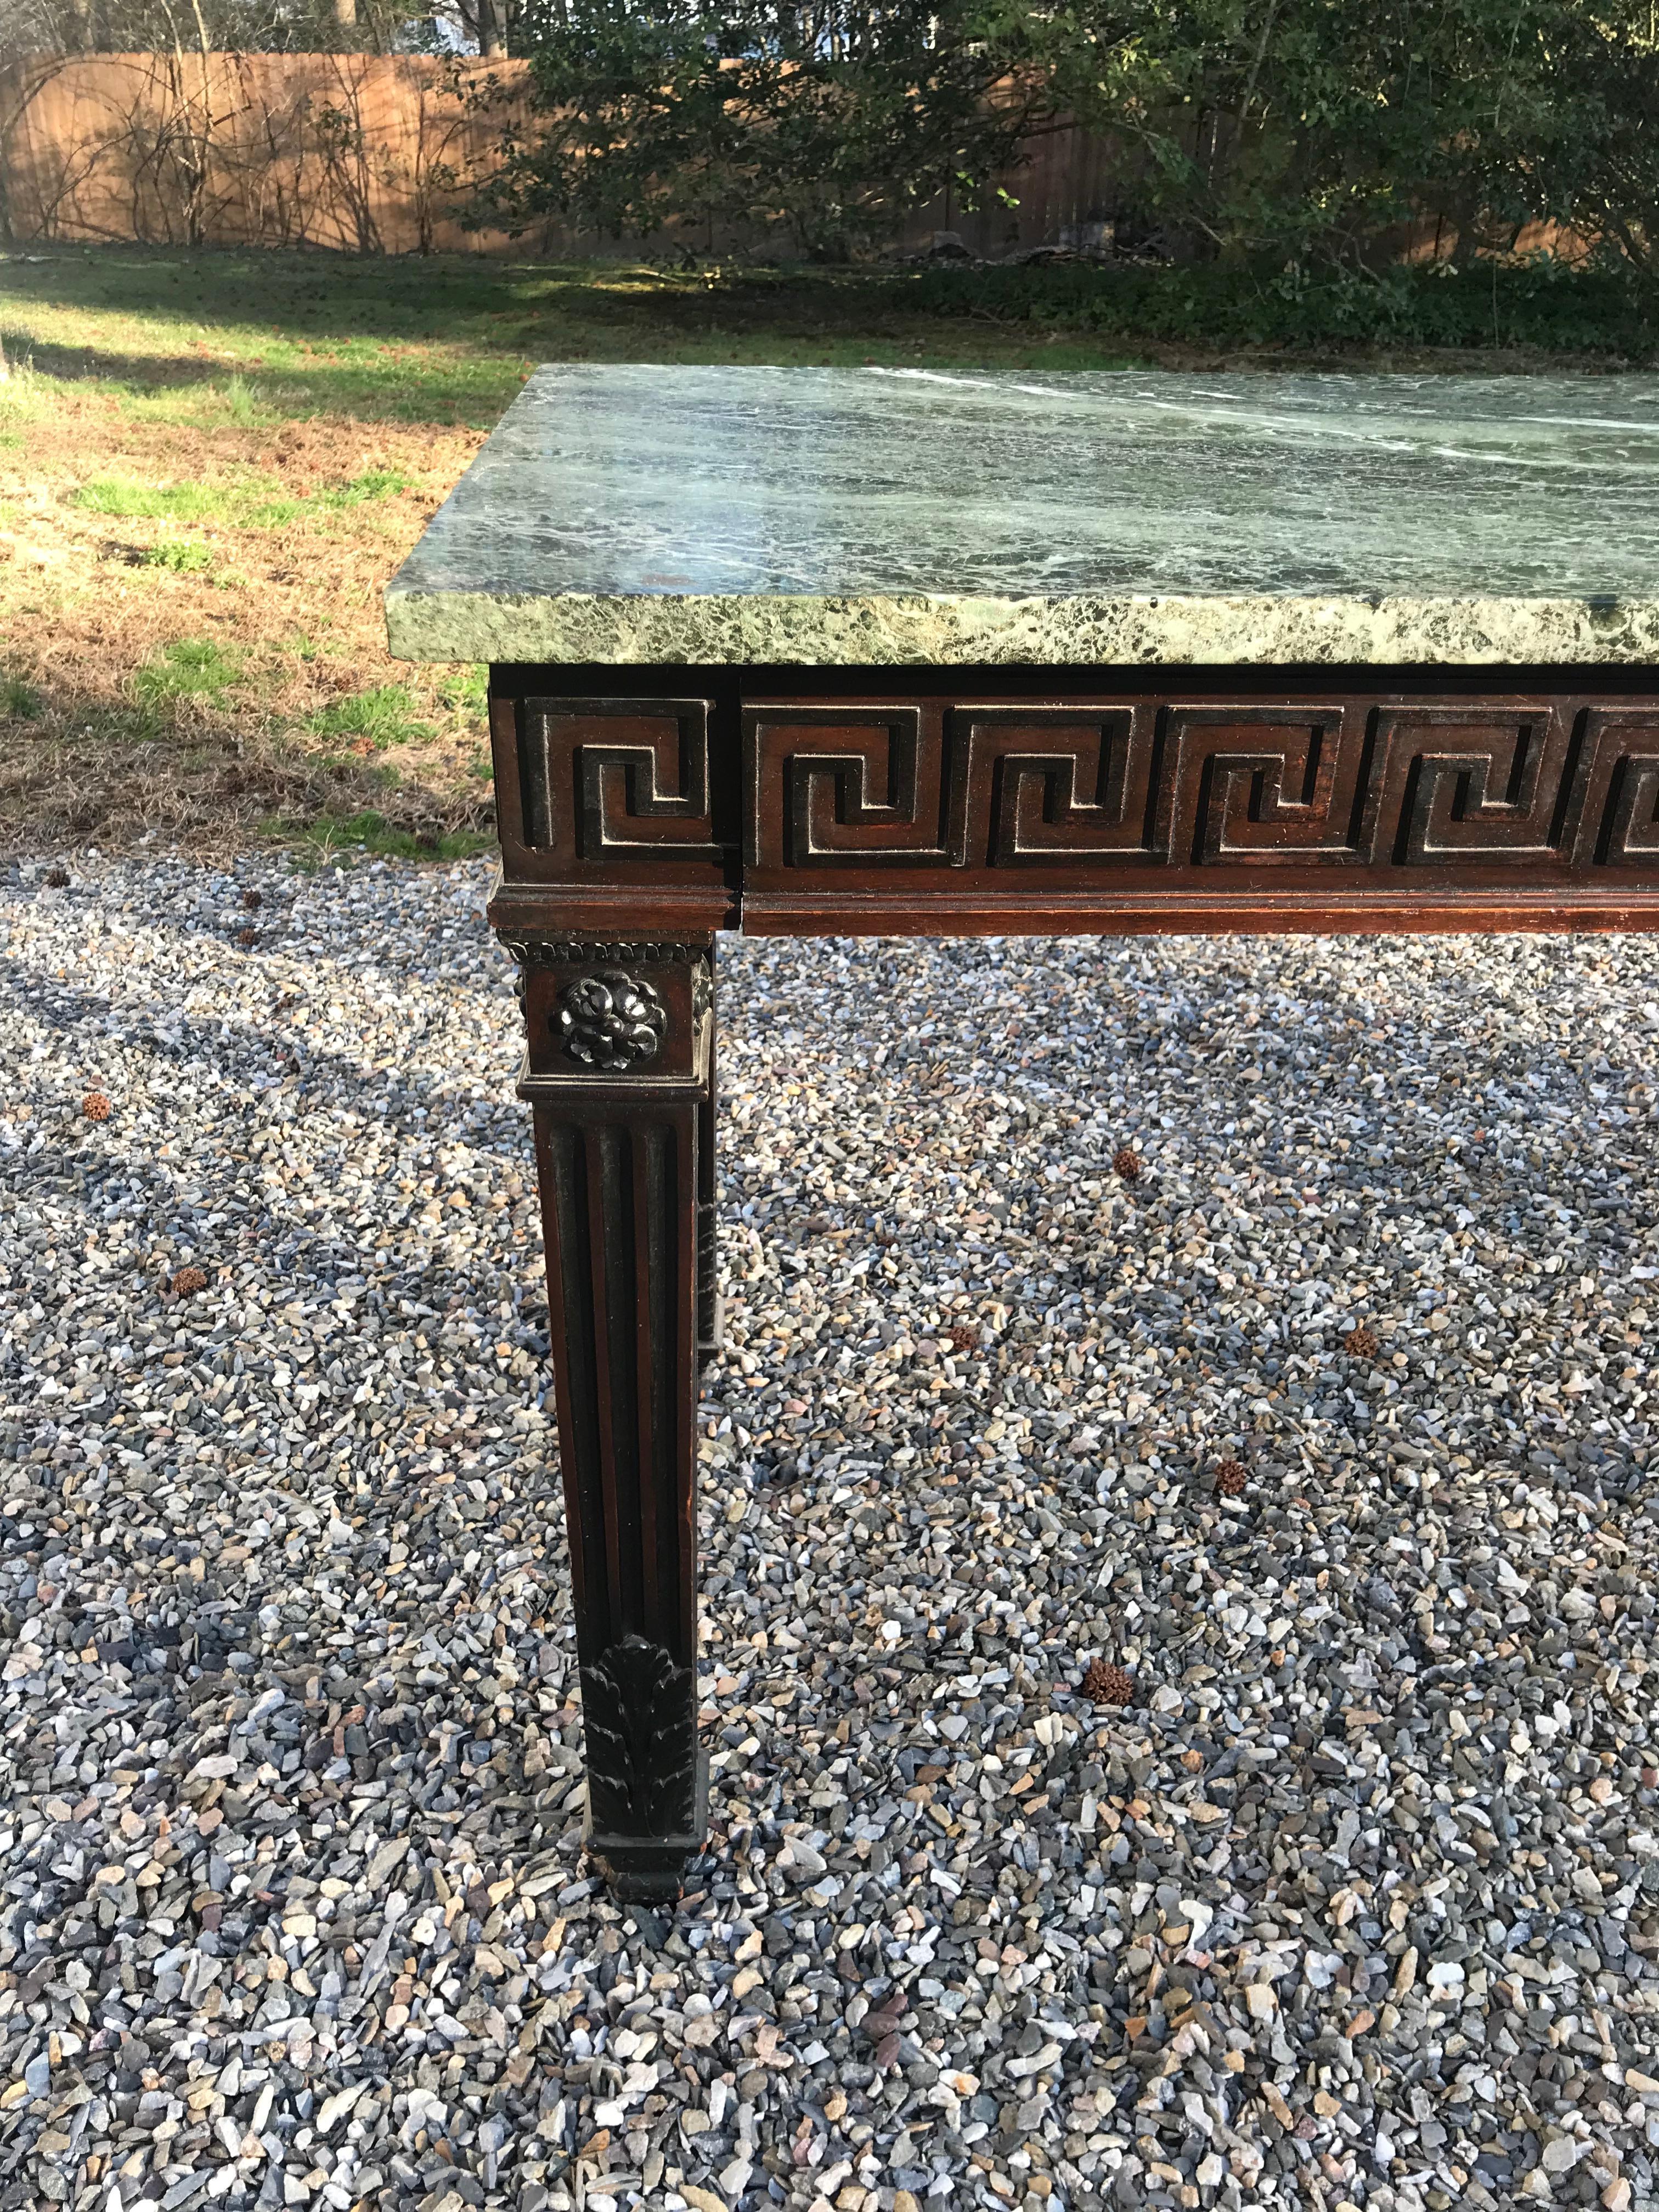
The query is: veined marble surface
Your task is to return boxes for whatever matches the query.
[385,366,1659,665]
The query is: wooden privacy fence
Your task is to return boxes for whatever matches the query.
[0,53,539,253]
[0,50,1124,258]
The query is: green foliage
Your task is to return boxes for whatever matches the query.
[72,470,408,529]
[304,684,435,749]
[138,540,215,574]
[1,671,42,720]
[323,469,413,505]
[1027,0,1659,278]
[482,0,1054,259]
[282,810,495,865]
[912,255,1657,354]
[75,478,244,525]
[495,0,1659,280]
[439,665,489,715]
[131,639,242,709]
[217,375,270,428]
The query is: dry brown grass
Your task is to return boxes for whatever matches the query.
[0,382,494,859]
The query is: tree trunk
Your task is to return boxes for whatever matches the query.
[479,0,506,56]
[334,0,357,21]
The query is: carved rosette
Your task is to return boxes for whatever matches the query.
[582,1634,699,1837]
[558,970,667,1070]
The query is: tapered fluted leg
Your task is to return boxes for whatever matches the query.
[517,942,713,1899]
[696,945,721,1363]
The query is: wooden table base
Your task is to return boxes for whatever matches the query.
[487,662,1659,1897]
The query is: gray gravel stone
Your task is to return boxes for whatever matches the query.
[3,853,1659,2212]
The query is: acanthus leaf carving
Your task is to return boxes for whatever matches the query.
[582,1633,699,1839]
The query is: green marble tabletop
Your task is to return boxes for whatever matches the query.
[384,365,1659,666]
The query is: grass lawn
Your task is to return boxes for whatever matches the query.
[0,246,1640,861]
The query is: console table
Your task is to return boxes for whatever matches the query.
[387,365,1659,1898]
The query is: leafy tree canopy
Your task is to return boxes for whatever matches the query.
[481,0,1659,275]
[478,0,1053,260]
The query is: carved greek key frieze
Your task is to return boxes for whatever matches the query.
[743,703,951,868]
[950,705,1162,867]
[1374,703,1582,866]
[1166,704,1378,868]
[736,693,1659,884]
[1572,707,1659,867]
[490,682,1659,896]
[511,697,720,865]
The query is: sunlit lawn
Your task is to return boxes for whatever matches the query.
[0,248,1156,860]
[1,245,1620,860]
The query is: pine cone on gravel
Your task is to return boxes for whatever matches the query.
[242,888,263,910]
[1344,1323,1380,1357]
[949,1324,979,1354]
[1214,1458,1248,1497]
[1082,1657,1134,1706]
[44,866,70,889]
[170,1266,209,1296]
[81,1092,111,1122]
[1113,1147,1141,1182]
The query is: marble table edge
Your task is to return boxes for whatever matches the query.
[382,586,1659,668]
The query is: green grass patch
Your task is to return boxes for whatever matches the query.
[110,371,278,431]
[303,682,433,748]
[1,671,43,719]
[281,808,494,864]
[72,467,409,531]
[131,637,242,708]
[217,373,269,428]
[0,251,1145,427]
[439,665,488,715]
[324,468,411,505]
[137,540,213,573]
[74,476,272,526]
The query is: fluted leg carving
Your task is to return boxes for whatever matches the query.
[518,941,713,1898]
[696,948,721,1362]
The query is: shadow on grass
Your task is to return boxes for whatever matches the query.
[0,247,937,345]
[1,712,495,861]
[1,331,527,426]
[0,251,1153,421]
[276,808,495,866]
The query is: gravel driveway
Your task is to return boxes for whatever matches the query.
[3,855,1657,2212]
